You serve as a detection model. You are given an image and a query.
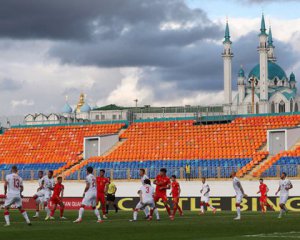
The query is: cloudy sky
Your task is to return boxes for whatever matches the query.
[1,0,300,116]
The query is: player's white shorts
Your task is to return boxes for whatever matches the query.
[35,189,45,202]
[82,191,97,207]
[236,194,244,204]
[280,195,288,204]
[4,194,22,208]
[201,196,209,203]
[135,200,155,210]
[43,191,51,202]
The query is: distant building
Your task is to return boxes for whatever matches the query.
[223,14,299,114]
[24,94,91,125]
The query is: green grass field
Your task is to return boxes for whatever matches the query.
[0,210,300,240]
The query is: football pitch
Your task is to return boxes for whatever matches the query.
[0,211,299,240]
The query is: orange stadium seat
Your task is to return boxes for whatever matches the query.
[0,123,125,174]
[68,114,300,179]
[1,114,300,180]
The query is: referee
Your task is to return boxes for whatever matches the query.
[106,177,119,214]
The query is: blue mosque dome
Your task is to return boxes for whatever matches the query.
[248,61,288,81]
[80,103,91,113]
[62,102,72,114]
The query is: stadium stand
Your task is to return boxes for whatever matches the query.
[63,115,300,180]
[0,123,125,179]
[1,114,300,180]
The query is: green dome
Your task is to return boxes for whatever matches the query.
[248,61,287,81]
[238,67,245,77]
[290,72,296,82]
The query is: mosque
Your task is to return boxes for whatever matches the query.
[223,14,299,114]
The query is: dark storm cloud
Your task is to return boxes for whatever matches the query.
[46,0,223,94]
[0,0,216,41]
[48,0,221,67]
[0,0,297,108]
[48,0,297,95]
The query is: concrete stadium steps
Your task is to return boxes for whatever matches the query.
[236,151,269,179]
[252,137,300,177]
[54,152,84,177]
[244,155,272,179]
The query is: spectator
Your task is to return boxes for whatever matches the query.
[185,164,191,181]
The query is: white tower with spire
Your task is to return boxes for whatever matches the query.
[222,20,233,106]
[258,14,269,113]
[237,66,246,104]
[267,26,276,62]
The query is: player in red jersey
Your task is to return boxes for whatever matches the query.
[153,168,172,218]
[96,169,109,219]
[257,178,274,213]
[170,175,183,220]
[49,177,66,219]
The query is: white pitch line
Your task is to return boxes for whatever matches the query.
[243,231,300,238]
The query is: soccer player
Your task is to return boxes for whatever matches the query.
[96,169,109,219]
[3,165,31,226]
[231,171,247,220]
[139,168,150,218]
[106,177,119,214]
[257,178,274,213]
[140,168,149,184]
[131,179,159,221]
[199,177,216,214]
[275,172,293,218]
[74,166,102,223]
[153,168,172,218]
[32,170,44,218]
[43,170,55,220]
[170,175,183,219]
[34,170,54,220]
[49,176,66,220]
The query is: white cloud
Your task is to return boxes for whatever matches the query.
[160,21,197,31]
[0,39,123,115]
[11,99,34,108]
[106,68,153,107]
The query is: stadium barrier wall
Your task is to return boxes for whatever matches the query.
[0,180,299,198]
[1,165,300,181]
[1,196,300,212]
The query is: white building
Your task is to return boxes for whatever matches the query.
[224,14,300,114]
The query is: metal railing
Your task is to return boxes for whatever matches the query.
[1,165,299,181]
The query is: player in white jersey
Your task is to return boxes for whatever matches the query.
[130,179,159,221]
[33,170,55,220]
[275,172,293,218]
[74,166,102,223]
[139,168,150,218]
[231,171,247,220]
[3,166,31,226]
[32,171,44,218]
[199,177,216,214]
